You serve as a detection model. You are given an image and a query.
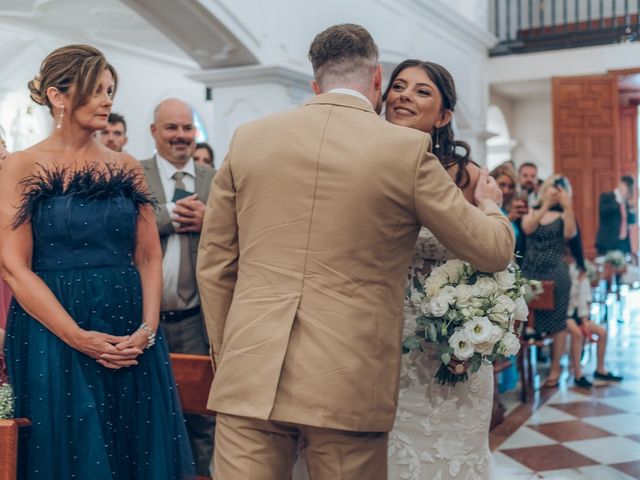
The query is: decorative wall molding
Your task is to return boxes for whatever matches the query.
[191,64,310,91]
[122,0,259,68]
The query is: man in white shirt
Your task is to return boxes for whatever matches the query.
[140,98,216,476]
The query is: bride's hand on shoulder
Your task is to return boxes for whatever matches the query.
[474,168,503,207]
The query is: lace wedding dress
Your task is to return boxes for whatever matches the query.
[387,228,495,480]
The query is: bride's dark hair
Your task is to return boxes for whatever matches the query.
[382,59,472,188]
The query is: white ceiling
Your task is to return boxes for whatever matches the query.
[0,0,257,70]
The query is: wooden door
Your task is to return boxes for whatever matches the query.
[619,105,638,253]
[553,75,620,259]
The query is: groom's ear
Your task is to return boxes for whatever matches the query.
[310,80,321,95]
[374,64,382,90]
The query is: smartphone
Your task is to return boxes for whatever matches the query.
[172,188,194,202]
[554,177,567,189]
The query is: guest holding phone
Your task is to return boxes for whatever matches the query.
[521,175,577,388]
[491,162,527,256]
[140,98,216,477]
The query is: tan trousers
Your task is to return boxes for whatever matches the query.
[214,413,388,480]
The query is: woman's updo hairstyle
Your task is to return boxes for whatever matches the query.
[382,59,472,188]
[28,44,118,113]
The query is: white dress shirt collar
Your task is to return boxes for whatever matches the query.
[156,153,196,181]
[327,88,373,109]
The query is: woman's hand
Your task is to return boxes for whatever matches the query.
[474,168,503,207]
[114,329,150,352]
[557,187,572,210]
[541,186,559,209]
[69,329,142,369]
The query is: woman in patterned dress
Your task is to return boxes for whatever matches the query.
[521,175,577,388]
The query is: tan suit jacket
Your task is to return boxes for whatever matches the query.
[197,93,514,432]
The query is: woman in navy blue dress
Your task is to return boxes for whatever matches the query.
[0,45,194,479]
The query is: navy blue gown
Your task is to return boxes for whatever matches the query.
[5,165,195,479]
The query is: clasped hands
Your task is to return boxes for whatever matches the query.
[172,193,206,233]
[71,329,150,370]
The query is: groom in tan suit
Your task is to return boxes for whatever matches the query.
[197,24,514,480]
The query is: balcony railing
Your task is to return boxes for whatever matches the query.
[490,0,640,56]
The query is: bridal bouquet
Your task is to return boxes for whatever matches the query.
[402,259,533,386]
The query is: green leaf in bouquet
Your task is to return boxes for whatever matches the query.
[416,315,431,327]
[416,328,426,339]
[469,354,483,373]
[427,323,438,342]
[413,275,425,293]
[402,335,423,353]
[441,352,451,365]
[467,272,478,285]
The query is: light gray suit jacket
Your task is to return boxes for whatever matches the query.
[140,156,216,284]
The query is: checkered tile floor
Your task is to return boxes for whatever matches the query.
[492,290,640,479]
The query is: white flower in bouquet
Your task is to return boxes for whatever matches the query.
[473,323,505,354]
[498,332,521,356]
[424,272,446,298]
[429,295,450,317]
[440,285,457,305]
[463,316,494,344]
[513,296,529,321]
[440,259,466,282]
[487,295,515,326]
[454,284,474,307]
[475,277,498,297]
[494,270,516,292]
[448,329,475,360]
[459,305,477,320]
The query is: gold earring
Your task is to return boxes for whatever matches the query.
[56,107,64,129]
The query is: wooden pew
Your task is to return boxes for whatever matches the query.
[0,418,30,480]
[518,280,555,402]
[169,353,216,480]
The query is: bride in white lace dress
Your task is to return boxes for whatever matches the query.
[385,60,496,479]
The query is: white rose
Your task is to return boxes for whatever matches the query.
[488,323,503,343]
[494,270,516,292]
[498,332,521,356]
[513,296,529,321]
[424,273,446,297]
[463,316,493,344]
[448,329,475,360]
[440,285,457,305]
[487,295,515,326]
[429,295,450,317]
[454,284,474,307]
[441,259,466,282]
[475,277,498,297]
[475,341,496,355]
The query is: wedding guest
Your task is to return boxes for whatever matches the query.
[97,112,128,152]
[491,162,525,243]
[0,44,193,478]
[595,175,636,255]
[519,162,540,205]
[193,142,214,168]
[0,126,10,384]
[141,99,216,477]
[522,175,577,388]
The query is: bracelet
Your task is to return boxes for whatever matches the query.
[138,322,156,349]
